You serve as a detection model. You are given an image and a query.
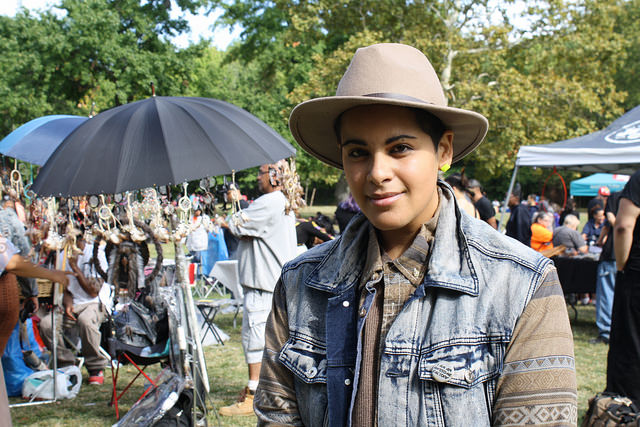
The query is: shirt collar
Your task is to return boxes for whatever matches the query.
[305,181,479,296]
[359,190,441,288]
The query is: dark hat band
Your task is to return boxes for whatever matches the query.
[363,92,434,105]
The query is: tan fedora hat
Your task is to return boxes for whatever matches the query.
[289,43,489,169]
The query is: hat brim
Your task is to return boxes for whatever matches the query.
[289,95,489,169]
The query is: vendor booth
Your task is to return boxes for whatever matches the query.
[1,93,297,426]
[499,105,640,318]
[569,173,629,197]
[501,104,640,229]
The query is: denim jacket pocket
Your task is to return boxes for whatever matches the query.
[384,352,413,377]
[418,341,501,388]
[279,337,328,384]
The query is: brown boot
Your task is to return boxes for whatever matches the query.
[219,387,255,416]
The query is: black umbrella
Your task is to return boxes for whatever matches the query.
[31,96,296,196]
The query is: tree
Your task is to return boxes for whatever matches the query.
[0,0,212,137]
[613,0,640,110]
[458,0,627,195]
[215,0,629,195]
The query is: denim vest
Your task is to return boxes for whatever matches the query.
[277,183,552,426]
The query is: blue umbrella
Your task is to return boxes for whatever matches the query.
[0,115,88,166]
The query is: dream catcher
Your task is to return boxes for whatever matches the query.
[93,195,124,245]
[171,183,191,241]
[225,171,249,228]
[9,159,25,198]
[42,198,65,252]
[141,188,170,242]
[196,177,217,215]
[91,194,163,299]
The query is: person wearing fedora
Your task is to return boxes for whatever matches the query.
[255,43,576,425]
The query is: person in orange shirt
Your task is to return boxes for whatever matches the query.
[531,211,554,252]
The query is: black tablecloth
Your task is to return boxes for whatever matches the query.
[551,256,598,294]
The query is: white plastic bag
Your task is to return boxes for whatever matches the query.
[22,365,82,401]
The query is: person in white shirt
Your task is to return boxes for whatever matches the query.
[39,234,111,385]
[186,207,212,277]
[218,161,298,416]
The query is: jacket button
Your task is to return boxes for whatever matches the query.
[344,378,352,386]
[359,307,367,318]
[342,300,350,308]
[432,363,453,382]
[307,367,318,378]
[465,369,475,384]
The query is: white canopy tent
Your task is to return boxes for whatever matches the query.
[499,105,640,228]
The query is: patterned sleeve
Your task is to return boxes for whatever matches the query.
[254,279,303,426]
[0,237,18,274]
[493,266,578,426]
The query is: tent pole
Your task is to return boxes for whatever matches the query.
[498,164,519,231]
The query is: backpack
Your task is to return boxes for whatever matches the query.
[152,389,194,427]
[582,392,640,426]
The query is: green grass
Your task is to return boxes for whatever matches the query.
[9,312,256,427]
[299,205,336,218]
[9,304,605,426]
[571,303,608,423]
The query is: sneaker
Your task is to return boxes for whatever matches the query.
[88,370,104,385]
[219,387,255,416]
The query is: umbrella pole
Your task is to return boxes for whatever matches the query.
[173,232,209,424]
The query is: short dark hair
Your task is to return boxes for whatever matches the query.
[334,106,446,149]
[411,108,445,149]
[444,172,468,192]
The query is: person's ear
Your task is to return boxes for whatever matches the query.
[437,131,454,170]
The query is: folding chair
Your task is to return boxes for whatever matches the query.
[108,337,170,420]
[196,260,243,346]
[199,260,229,299]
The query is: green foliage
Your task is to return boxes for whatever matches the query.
[208,0,635,195]
[613,0,640,110]
[458,0,627,196]
[0,0,210,137]
[2,0,639,196]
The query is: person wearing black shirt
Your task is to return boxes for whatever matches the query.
[506,185,532,247]
[587,186,610,220]
[335,194,360,234]
[296,218,333,249]
[606,171,640,404]
[559,197,579,227]
[468,179,497,229]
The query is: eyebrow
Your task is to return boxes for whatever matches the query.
[340,134,417,147]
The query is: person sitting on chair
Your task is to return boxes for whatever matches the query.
[530,211,554,252]
[582,206,605,247]
[553,214,588,257]
[39,232,111,385]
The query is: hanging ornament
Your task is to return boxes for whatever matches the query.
[42,198,64,251]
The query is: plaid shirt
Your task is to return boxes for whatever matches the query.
[352,206,438,425]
